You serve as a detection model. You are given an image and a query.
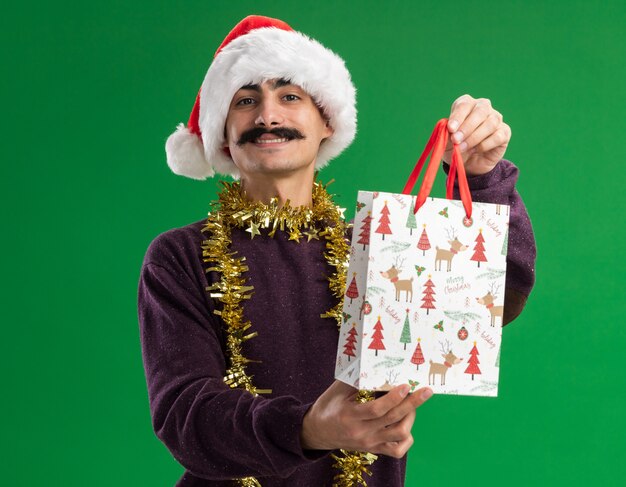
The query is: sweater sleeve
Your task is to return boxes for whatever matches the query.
[137,236,325,480]
[443,159,537,325]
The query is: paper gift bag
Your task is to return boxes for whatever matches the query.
[335,119,510,397]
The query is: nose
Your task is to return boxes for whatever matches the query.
[254,99,285,127]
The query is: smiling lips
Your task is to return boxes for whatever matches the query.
[253,133,292,145]
[254,137,289,144]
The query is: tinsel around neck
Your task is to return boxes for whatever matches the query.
[211,180,346,239]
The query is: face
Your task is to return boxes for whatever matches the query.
[222,79,334,178]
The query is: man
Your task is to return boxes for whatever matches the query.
[138,15,536,487]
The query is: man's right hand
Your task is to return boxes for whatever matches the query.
[300,380,433,459]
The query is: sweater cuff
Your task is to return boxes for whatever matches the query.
[271,400,330,466]
[442,159,507,191]
[292,402,332,461]
[503,288,528,326]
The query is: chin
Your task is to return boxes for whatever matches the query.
[252,161,308,175]
[240,155,316,176]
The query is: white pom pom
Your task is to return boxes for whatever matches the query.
[165,123,214,180]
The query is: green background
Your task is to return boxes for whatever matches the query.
[4,0,624,485]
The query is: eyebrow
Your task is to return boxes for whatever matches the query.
[239,78,293,92]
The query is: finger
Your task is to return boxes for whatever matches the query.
[378,409,415,443]
[354,384,410,420]
[453,98,493,145]
[442,138,454,164]
[372,434,414,459]
[460,112,501,152]
[369,387,433,429]
[448,94,476,134]
[472,123,511,154]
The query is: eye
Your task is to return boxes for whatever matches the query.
[236,97,255,106]
[283,94,300,102]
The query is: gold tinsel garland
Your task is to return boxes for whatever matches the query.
[201,180,376,487]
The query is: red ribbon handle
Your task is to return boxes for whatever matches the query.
[401,118,472,219]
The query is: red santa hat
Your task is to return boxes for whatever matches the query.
[165,15,357,180]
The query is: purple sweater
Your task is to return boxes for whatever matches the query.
[137,160,536,486]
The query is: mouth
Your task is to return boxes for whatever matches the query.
[237,127,305,147]
[254,137,290,145]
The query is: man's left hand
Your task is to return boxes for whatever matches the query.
[443,94,511,177]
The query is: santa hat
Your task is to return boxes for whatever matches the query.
[165,15,357,180]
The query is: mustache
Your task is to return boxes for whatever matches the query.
[236,127,306,146]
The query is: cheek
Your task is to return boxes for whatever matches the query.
[223,123,238,147]
[223,114,242,141]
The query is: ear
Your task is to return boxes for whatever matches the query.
[222,125,229,149]
[222,131,233,158]
[322,121,334,140]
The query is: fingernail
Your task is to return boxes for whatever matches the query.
[453,131,464,143]
[400,385,410,398]
[459,142,468,152]
[421,389,433,401]
[449,120,459,131]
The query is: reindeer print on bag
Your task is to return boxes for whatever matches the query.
[380,256,414,302]
[428,340,462,386]
[434,227,468,272]
[476,283,504,327]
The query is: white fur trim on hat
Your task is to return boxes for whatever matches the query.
[167,26,357,180]
[165,123,215,180]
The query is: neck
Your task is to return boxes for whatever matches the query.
[239,169,315,208]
